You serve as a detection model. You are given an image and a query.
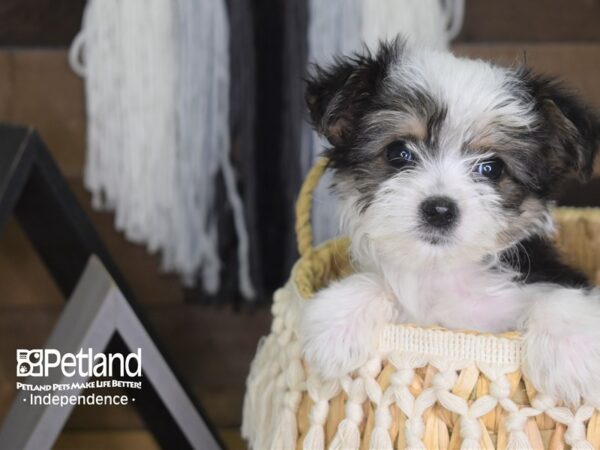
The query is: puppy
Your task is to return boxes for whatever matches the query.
[299,38,600,407]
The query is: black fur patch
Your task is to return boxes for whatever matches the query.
[500,235,590,288]
[518,68,600,183]
[425,103,447,148]
[304,39,455,210]
[305,39,401,149]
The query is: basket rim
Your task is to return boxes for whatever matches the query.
[379,323,522,368]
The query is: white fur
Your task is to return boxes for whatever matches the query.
[387,46,538,144]
[521,285,600,408]
[300,273,399,379]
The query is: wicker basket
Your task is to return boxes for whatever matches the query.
[242,158,600,450]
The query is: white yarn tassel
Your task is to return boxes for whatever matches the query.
[303,424,325,450]
[369,391,394,449]
[362,0,450,50]
[549,405,596,450]
[303,399,327,450]
[441,0,466,40]
[242,335,275,442]
[329,376,366,450]
[506,431,532,450]
[245,314,280,442]
[460,439,481,450]
[70,0,255,300]
[505,413,532,450]
[219,148,256,299]
[368,381,394,449]
[369,426,393,450]
[270,396,300,450]
[302,376,341,450]
[404,417,427,450]
[329,418,361,450]
[243,287,296,448]
[271,343,305,449]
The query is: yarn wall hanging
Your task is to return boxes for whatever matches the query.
[69,0,255,300]
[302,0,466,245]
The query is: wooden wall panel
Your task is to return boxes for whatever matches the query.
[456,0,600,43]
[0,0,84,46]
[453,43,600,107]
[0,219,63,308]
[0,50,85,177]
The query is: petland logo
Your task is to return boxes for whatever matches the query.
[17,348,142,378]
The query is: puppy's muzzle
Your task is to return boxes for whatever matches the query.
[420,196,459,230]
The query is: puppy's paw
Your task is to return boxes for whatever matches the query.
[522,288,600,407]
[299,273,394,380]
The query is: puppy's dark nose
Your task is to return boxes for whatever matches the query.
[420,196,458,228]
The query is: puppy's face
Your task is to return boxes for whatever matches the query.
[306,40,600,268]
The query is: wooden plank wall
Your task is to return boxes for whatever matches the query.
[0,1,597,449]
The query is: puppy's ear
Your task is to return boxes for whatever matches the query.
[522,69,600,181]
[305,39,402,147]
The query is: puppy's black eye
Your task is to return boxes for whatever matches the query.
[385,141,415,168]
[473,158,505,181]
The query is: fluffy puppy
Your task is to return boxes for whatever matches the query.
[299,38,600,407]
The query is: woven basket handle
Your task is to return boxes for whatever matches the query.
[295,158,329,257]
